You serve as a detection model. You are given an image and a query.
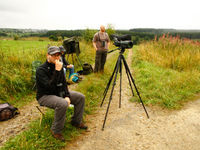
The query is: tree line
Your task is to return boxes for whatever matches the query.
[0,28,200,44]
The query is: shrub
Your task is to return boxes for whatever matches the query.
[49,35,58,41]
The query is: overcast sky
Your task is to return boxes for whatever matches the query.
[0,0,200,30]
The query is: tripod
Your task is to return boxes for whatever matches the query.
[67,53,83,70]
[100,48,149,130]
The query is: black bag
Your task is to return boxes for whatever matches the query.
[0,103,19,121]
[82,63,93,75]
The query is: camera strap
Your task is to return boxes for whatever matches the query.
[98,32,107,42]
[98,32,101,41]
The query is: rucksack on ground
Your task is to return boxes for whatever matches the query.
[82,63,93,75]
[0,103,19,121]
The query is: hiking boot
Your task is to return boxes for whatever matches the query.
[51,130,65,142]
[71,122,88,130]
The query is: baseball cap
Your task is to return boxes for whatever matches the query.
[48,46,61,55]
[59,46,66,53]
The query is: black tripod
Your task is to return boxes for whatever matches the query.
[100,48,149,130]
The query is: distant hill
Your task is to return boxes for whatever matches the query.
[1,28,200,41]
[129,28,200,34]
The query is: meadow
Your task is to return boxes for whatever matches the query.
[131,35,200,108]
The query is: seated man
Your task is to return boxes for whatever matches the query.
[59,46,74,79]
[36,46,88,142]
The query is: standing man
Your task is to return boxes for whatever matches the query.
[93,25,110,73]
[36,46,88,142]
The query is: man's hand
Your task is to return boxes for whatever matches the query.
[67,64,73,68]
[65,97,71,106]
[55,60,63,71]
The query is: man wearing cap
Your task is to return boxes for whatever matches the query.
[36,46,88,142]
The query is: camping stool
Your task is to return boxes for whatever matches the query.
[36,105,45,126]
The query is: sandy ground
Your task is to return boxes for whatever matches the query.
[65,50,200,150]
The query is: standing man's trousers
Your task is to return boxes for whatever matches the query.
[94,50,108,73]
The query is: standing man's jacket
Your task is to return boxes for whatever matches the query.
[36,61,70,100]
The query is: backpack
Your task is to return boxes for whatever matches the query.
[32,60,42,89]
[68,73,80,84]
[32,60,42,82]
[82,63,93,75]
[0,103,19,121]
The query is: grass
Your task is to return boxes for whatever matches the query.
[131,36,200,109]
[0,39,59,106]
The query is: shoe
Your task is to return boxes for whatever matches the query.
[71,122,88,130]
[51,130,65,142]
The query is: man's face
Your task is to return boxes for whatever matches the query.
[100,26,105,32]
[47,52,61,64]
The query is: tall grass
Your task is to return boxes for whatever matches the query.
[0,39,60,105]
[131,36,200,109]
[138,35,200,71]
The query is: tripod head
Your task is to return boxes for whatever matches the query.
[108,34,133,54]
[112,34,134,49]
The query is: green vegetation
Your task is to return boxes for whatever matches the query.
[131,36,200,109]
[0,39,61,106]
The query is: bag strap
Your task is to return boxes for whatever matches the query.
[98,32,101,41]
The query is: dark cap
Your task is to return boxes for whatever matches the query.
[48,46,61,55]
[59,46,66,53]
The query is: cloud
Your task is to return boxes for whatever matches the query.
[0,0,29,14]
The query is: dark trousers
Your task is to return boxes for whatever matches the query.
[38,91,85,134]
[94,50,108,73]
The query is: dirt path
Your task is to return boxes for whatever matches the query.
[65,50,200,150]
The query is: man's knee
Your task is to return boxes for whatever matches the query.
[57,99,68,110]
[81,94,85,103]
[77,93,85,106]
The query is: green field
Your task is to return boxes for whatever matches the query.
[131,36,200,109]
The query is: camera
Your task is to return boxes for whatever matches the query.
[101,41,106,47]
[112,34,133,49]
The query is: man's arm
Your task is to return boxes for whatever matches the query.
[93,42,97,51]
[92,33,98,51]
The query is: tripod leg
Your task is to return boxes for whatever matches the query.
[125,66,134,96]
[102,57,120,130]
[121,55,149,118]
[119,56,122,108]
[72,54,74,67]
[100,55,120,107]
[76,54,83,68]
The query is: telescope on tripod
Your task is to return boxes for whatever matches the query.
[100,34,149,130]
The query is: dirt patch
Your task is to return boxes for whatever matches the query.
[65,50,200,150]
